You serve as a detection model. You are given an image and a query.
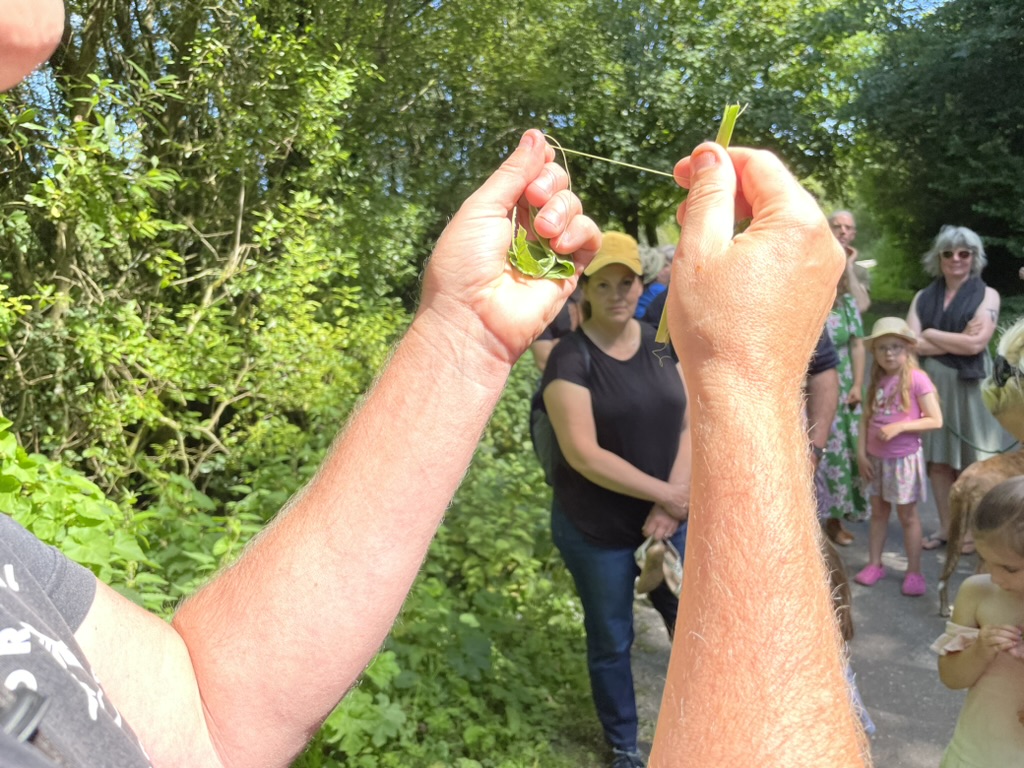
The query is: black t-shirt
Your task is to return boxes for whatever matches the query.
[541,324,686,549]
[808,330,839,377]
[0,515,151,767]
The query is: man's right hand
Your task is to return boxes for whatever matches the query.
[666,143,844,398]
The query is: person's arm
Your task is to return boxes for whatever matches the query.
[645,370,692,537]
[529,338,555,371]
[73,129,601,768]
[848,337,865,407]
[877,390,943,442]
[650,143,866,766]
[807,367,839,462]
[921,288,1001,356]
[856,408,873,481]
[0,0,64,90]
[938,576,1019,689]
[906,293,944,357]
[845,251,871,314]
[544,380,689,520]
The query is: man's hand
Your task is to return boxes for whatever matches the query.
[667,143,844,396]
[416,129,600,367]
[0,0,64,90]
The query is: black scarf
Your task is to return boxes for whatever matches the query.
[915,276,987,380]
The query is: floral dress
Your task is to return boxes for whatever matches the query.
[821,293,868,521]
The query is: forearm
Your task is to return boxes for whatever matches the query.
[806,368,839,449]
[924,328,990,357]
[530,339,553,371]
[172,312,512,767]
[568,446,674,505]
[897,416,943,434]
[850,341,865,395]
[847,277,870,315]
[938,645,995,690]
[651,375,866,766]
[668,426,692,488]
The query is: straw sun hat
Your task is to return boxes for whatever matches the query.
[863,317,917,351]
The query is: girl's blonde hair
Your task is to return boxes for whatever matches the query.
[863,338,922,423]
[973,476,1024,558]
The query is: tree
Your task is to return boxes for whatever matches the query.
[851,0,1024,290]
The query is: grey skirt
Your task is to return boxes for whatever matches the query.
[921,356,1015,470]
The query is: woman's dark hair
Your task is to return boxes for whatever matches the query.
[579,274,592,321]
[973,476,1024,557]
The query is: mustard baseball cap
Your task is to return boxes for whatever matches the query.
[583,232,643,277]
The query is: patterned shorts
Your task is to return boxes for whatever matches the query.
[865,450,927,506]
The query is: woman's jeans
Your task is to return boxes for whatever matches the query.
[551,501,687,752]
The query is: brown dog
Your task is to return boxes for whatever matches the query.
[938,449,1024,616]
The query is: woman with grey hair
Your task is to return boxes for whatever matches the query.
[907,225,1007,553]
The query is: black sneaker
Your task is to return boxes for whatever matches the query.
[611,749,645,768]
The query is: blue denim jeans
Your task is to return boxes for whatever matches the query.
[551,501,687,751]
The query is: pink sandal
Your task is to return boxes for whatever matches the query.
[854,563,886,586]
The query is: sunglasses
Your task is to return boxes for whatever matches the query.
[941,249,973,261]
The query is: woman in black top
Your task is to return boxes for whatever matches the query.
[542,232,690,768]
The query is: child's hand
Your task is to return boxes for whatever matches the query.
[878,423,903,442]
[857,455,873,481]
[1009,626,1024,660]
[978,624,1023,657]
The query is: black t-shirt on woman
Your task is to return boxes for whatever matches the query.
[541,323,686,550]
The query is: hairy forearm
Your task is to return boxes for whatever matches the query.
[171,312,512,767]
[651,377,867,767]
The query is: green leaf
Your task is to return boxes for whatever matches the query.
[506,213,574,280]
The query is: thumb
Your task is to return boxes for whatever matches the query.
[674,142,737,266]
[464,129,548,214]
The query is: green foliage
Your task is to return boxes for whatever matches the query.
[0,416,158,600]
[850,0,1024,290]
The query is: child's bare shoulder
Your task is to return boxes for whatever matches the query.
[951,574,999,625]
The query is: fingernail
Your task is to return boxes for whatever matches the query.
[691,149,718,173]
[519,130,536,150]
[537,208,563,231]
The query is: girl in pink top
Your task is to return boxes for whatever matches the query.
[855,317,943,596]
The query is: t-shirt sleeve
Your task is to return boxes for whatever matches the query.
[807,330,839,377]
[541,333,589,393]
[912,368,936,398]
[0,514,97,632]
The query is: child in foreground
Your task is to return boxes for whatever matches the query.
[932,476,1024,767]
[854,317,942,596]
